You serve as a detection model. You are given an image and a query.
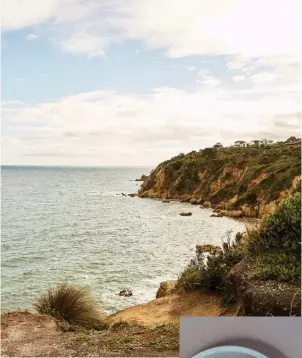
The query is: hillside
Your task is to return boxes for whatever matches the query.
[138,142,301,218]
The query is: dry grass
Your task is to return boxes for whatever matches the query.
[1,311,179,356]
[34,283,104,329]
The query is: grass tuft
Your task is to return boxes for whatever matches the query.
[34,283,104,329]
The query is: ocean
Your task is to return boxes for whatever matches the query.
[1,166,245,314]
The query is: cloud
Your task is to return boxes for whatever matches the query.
[184,66,195,71]
[1,0,60,30]
[250,72,278,83]
[1,100,25,107]
[14,77,24,82]
[26,33,38,40]
[196,71,221,87]
[3,73,300,165]
[232,76,245,82]
[59,30,107,57]
[2,0,301,60]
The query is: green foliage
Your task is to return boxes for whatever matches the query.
[34,283,104,329]
[178,193,301,295]
[177,231,246,293]
[250,252,300,283]
[247,193,301,284]
[176,267,204,292]
[202,147,217,158]
[247,192,301,255]
[286,136,297,142]
[150,141,300,209]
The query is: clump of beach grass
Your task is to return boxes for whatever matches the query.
[34,283,104,329]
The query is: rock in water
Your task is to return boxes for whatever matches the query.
[119,289,133,297]
[179,212,192,216]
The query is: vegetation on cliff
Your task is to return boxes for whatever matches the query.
[138,142,301,218]
[176,192,301,315]
[34,283,104,329]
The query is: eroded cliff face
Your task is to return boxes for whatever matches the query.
[138,144,301,218]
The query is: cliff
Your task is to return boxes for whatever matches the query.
[138,142,301,218]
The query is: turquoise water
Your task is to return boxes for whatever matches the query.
[1,166,245,314]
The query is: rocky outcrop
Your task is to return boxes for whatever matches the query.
[226,258,301,316]
[211,213,224,218]
[156,280,177,298]
[135,174,148,182]
[137,145,301,219]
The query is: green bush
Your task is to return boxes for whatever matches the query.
[176,267,204,292]
[34,283,104,329]
[177,232,246,293]
[247,192,301,255]
[250,252,300,283]
[247,192,301,284]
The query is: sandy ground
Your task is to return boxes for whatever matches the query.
[1,292,233,357]
[106,291,227,326]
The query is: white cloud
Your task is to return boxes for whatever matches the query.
[1,0,60,30]
[184,66,195,71]
[3,75,300,165]
[2,0,301,60]
[232,76,245,82]
[250,72,278,83]
[59,30,107,57]
[26,33,38,40]
[14,77,24,82]
[227,57,249,70]
[1,100,25,107]
[196,70,221,87]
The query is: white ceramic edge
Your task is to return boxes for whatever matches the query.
[192,345,269,358]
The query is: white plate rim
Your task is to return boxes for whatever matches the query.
[192,345,269,358]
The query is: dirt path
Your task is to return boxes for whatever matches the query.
[1,292,233,357]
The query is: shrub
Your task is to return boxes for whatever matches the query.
[250,252,300,283]
[176,267,204,292]
[247,192,301,284]
[34,283,104,329]
[247,192,301,255]
[177,231,246,293]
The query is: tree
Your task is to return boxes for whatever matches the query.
[213,142,223,149]
[286,136,297,143]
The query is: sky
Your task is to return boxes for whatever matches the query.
[1,0,301,166]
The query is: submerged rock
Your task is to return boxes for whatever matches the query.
[179,212,192,216]
[119,289,133,297]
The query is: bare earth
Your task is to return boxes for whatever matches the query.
[1,292,233,357]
